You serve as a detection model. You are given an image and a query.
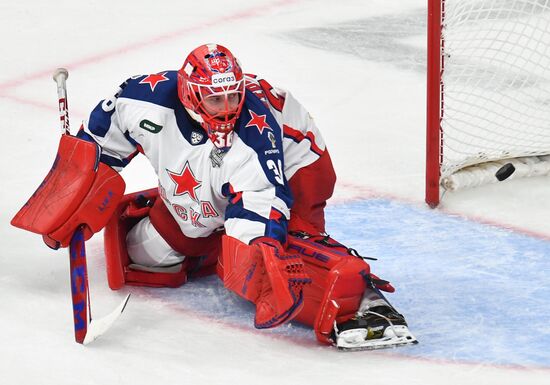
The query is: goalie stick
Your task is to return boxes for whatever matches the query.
[53,68,130,344]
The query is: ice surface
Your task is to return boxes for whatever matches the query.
[1,0,549,384]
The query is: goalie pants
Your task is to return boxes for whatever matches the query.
[126,216,185,268]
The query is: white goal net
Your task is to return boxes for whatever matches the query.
[436,0,550,191]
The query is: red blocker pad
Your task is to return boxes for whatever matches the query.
[221,235,311,329]
[11,135,125,248]
[287,234,394,344]
[103,189,187,290]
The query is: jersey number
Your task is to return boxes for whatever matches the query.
[101,79,131,112]
[212,131,233,148]
[267,159,284,185]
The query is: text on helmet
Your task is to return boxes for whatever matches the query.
[211,72,237,86]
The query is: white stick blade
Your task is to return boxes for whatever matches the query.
[82,294,130,345]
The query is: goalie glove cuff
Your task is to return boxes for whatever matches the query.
[221,235,311,329]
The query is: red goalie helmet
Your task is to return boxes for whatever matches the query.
[178,44,246,148]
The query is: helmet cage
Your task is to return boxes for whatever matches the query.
[184,78,245,134]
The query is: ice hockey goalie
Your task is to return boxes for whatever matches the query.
[12,43,417,350]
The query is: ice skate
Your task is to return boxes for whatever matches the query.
[333,306,418,351]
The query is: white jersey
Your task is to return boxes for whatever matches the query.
[79,72,326,245]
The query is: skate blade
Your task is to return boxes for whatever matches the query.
[336,325,418,351]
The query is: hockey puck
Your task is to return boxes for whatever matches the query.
[495,162,515,181]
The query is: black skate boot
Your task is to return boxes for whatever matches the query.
[333,273,418,351]
[333,305,417,350]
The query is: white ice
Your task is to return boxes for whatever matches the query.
[1,0,549,384]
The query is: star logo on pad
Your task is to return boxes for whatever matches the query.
[139,72,169,91]
[246,110,271,134]
[167,161,201,202]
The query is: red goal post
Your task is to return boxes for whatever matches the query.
[425,0,550,207]
[426,0,443,207]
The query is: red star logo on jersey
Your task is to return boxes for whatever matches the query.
[167,161,201,202]
[245,109,271,134]
[139,72,169,91]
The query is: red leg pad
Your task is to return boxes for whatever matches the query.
[221,235,311,329]
[104,189,187,289]
[288,235,371,344]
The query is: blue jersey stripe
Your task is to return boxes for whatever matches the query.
[76,129,97,144]
[88,101,115,138]
[99,153,130,168]
[225,202,287,244]
[235,91,293,209]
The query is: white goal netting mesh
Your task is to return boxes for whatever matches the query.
[441,0,550,183]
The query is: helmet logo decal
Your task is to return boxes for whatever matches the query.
[204,51,233,74]
[139,72,169,91]
[246,110,271,134]
[211,72,236,86]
